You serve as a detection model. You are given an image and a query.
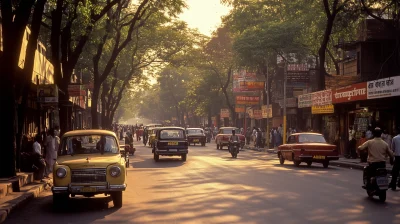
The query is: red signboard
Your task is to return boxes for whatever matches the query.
[254,109,262,120]
[238,81,265,91]
[235,96,260,105]
[332,82,368,104]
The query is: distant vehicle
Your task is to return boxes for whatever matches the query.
[152,127,189,161]
[215,127,245,150]
[277,133,339,168]
[53,130,126,208]
[145,124,163,129]
[186,128,206,146]
[148,127,161,148]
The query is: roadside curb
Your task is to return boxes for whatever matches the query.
[0,179,52,223]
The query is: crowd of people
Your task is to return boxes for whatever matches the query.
[243,125,298,149]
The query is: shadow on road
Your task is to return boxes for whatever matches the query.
[132,157,185,169]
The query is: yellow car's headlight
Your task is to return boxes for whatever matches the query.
[109,166,121,177]
[56,167,67,178]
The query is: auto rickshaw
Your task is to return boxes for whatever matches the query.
[148,127,161,148]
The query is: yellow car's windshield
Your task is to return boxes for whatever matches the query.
[60,135,119,155]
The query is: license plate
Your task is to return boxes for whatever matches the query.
[193,139,199,142]
[81,187,96,192]
[168,142,178,146]
[377,177,389,188]
[313,155,325,159]
[169,149,177,152]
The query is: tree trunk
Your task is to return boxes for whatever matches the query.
[327,48,340,75]
[91,85,101,129]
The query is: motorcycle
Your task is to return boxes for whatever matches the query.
[362,167,389,202]
[229,141,240,158]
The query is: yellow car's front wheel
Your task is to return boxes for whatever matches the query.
[111,191,123,208]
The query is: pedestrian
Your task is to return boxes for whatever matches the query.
[44,128,59,178]
[252,127,257,146]
[348,126,356,158]
[366,126,373,139]
[261,128,266,148]
[245,127,251,145]
[278,124,283,137]
[256,128,262,150]
[358,132,368,162]
[381,129,393,151]
[389,127,400,190]
[32,134,45,182]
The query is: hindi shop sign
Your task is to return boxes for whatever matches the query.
[235,106,245,113]
[254,109,262,120]
[236,96,260,105]
[367,76,400,99]
[262,105,272,118]
[311,104,334,114]
[220,109,230,118]
[298,93,312,108]
[311,89,332,106]
[238,81,265,91]
[332,82,367,104]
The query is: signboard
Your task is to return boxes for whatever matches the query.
[277,98,297,108]
[311,89,332,106]
[233,70,257,92]
[37,84,58,103]
[238,81,265,91]
[298,93,312,108]
[247,108,254,118]
[312,104,334,114]
[332,82,367,104]
[220,109,230,118]
[254,109,262,120]
[367,76,400,99]
[68,84,86,97]
[235,106,245,113]
[287,64,308,72]
[262,105,272,118]
[236,96,260,105]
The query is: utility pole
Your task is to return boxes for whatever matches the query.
[283,61,287,144]
[265,63,270,151]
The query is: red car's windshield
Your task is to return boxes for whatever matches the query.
[298,134,326,143]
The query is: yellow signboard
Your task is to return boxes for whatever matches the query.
[311,104,334,114]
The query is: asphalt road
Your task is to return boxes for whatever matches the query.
[5,142,400,224]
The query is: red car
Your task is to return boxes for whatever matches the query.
[215,127,245,150]
[277,132,339,168]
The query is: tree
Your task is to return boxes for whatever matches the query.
[0,0,48,177]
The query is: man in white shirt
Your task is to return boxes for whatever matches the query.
[44,129,60,178]
[389,127,400,190]
[32,135,45,182]
[348,126,356,158]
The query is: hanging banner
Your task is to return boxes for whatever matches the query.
[311,89,332,106]
[298,93,312,108]
[254,109,262,120]
[333,82,368,103]
[367,76,400,99]
[262,105,272,118]
[235,106,245,113]
[220,109,230,118]
[236,96,260,105]
[233,70,257,92]
[312,104,334,114]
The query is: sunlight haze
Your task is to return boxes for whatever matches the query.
[179,0,231,36]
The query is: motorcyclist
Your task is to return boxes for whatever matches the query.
[358,127,394,187]
[229,129,240,152]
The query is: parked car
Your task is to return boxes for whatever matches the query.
[277,132,339,168]
[152,127,189,161]
[186,128,206,146]
[52,130,127,208]
[215,127,245,150]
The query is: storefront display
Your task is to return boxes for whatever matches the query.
[352,110,372,139]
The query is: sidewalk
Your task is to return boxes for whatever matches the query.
[244,145,392,172]
[0,173,52,223]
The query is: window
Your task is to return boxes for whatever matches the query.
[298,134,326,143]
[160,129,185,139]
[61,135,119,155]
[187,129,203,135]
[222,128,240,134]
[288,136,296,144]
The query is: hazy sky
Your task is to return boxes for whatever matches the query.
[179,0,231,36]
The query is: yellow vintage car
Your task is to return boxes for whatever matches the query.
[52,129,127,208]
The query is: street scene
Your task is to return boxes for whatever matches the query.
[4,142,400,224]
[1,0,400,224]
